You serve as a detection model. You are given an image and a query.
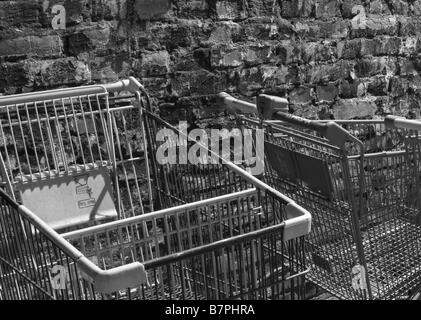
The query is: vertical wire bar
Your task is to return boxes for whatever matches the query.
[78,96,95,165]
[52,100,69,173]
[69,97,86,169]
[6,106,24,181]
[57,99,77,172]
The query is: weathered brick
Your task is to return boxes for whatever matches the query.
[304,41,337,62]
[260,65,289,86]
[341,0,363,18]
[24,57,91,87]
[388,0,409,15]
[171,70,226,97]
[272,41,301,65]
[315,0,341,18]
[398,57,421,76]
[312,20,350,39]
[216,0,246,20]
[62,0,90,24]
[339,79,360,99]
[399,17,421,36]
[316,83,338,102]
[0,62,27,92]
[134,0,171,20]
[66,23,112,56]
[305,61,353,84]
[281,0,315,18]
[0,1,45,28]
[246,0,284,17]
[243,17,295,40]
[82,24,112,47]
[237,67,264,96]
[388,77,409,97]
[333,98,378,119]
[173,48,208,72]
[103,0,128,20]
[161,22,195,50]
[289,86,313,104]
[193,47,211,69]
[351,15,399,38]
[90,54,130,83]
[173,0,210,19]
[400,37,419,56]
[207,21,243,45]
[143,77,170,98]
[243,45,272,66]
[360,37,401,56]
[211,46,243,68]
[337,39,361,59]
[0,35,62,57]
[368,0,392,15]
[141,50,171,77]
[296,20,349,39]
[355,57,387,77]
[366,76,388,96]
[413,0,421,15]
[290,104,320,119]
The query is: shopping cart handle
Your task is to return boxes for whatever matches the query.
[77,257,149,294]
[0,77,148,107]
[15,202,149,295]
[269,111,326,131]
[257,94,289,119]
[385,115,421,131]
[217,92,258,114]
[284,202,312,241]
[267,111,361,148]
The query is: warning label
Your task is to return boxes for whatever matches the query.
[78,198,96,209]
[76,185,92,195]
[74,174,96,209]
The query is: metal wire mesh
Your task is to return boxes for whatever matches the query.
[0,80,310,300]
[237,116,421,300]
[0,93,152,229]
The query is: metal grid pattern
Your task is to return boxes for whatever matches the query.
[0,79,311,300]
[0,91,152,226]
[63,188,307,300]
[238,115,421,300]
[0,190,97,300]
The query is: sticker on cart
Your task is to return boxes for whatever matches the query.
[78,198,96,209]
[351,264,368,291]
[74,174,96,209]
[74,174,93,197]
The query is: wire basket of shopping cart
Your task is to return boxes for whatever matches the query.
[0,78,311,300]
[218,92,421,300]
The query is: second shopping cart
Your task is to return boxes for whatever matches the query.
[219,92,421,300]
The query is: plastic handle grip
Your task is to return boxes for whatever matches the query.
[271,111,327,134]
[217,92,258,114]
[257,94,289,119]
[385,115,421,131]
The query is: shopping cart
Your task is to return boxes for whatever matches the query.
[0,79,311,300]
[218,92,421,300]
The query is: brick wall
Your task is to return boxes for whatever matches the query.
[1,0,421,122]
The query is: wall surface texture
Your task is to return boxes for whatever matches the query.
[1,0,421,122]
